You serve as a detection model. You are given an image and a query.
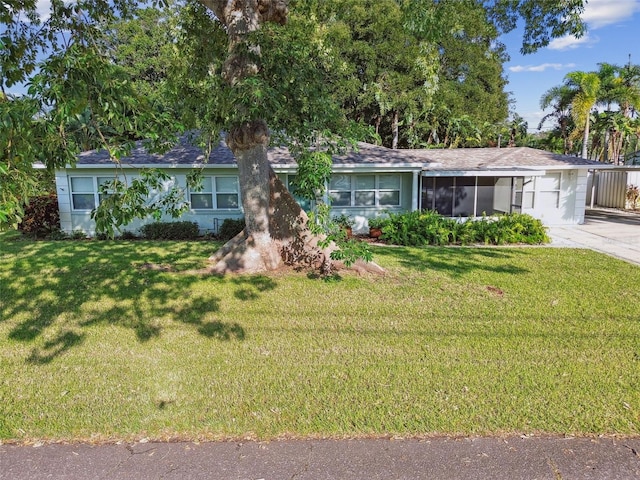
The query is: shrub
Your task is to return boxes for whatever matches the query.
[118,230,139,240]
[46,229,69,241]
[217,218,245,241]
[18,194,60,238]
[367,216,389,229]
[71,230,88,240]
[380,211,549,246]
[140,221,200,240]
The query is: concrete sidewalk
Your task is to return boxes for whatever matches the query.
[547,208,640,266]
[2,437,640,480]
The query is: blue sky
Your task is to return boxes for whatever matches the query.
[501,0,640,132]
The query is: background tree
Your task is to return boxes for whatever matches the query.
[538,84,575,154]
[429,0,509,144]
[565,71,600,159]
[297,0,439,149]
[541,61,639,161]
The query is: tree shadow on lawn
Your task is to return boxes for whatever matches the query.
[1,240,273,363]
[372,245,531,277]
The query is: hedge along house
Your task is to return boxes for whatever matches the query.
[55,139,607,236]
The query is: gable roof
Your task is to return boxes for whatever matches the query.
[73,138,609,171]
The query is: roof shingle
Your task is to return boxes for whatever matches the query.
[75,139,605,170]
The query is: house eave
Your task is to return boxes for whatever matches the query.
[259,162,428,173]
[422,169,546,177]
[64,162,238,169]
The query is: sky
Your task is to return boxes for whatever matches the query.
[502,0,640,132]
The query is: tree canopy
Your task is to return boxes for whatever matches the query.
[539,61,640,163]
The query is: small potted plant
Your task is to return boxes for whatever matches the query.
[333,214,355,238]
[367,216,387,239]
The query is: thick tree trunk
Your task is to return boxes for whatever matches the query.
[208,121,331,273]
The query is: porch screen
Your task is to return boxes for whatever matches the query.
[422,176,522,217]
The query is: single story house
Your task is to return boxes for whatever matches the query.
[55,139,610,235]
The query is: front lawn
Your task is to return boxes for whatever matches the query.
[1,233,639,442]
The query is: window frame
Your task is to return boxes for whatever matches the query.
[536,172,561,209]
[328,174,402,208]
[69,176,97,211]
[189,175,241,211]
[69,176,127,211]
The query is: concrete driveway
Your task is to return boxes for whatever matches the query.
[548,208,640,266]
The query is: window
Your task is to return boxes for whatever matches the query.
[378,175,401,206]
[354,175,375,206]
[329,175,352,206]
[70,176,123,211]
[189,176,239,210]
[70,177,96,210]
[513,177,534,211]
[537,173,561,208]
[215,177,240,209]
[328,174,401,207]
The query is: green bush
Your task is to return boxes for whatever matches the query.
[118,230,139,240]
[18,194,60,238]
[140,221,200,240]
[379,211,549,246]
[217,218,245,241]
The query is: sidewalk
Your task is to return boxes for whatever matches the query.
[547,208,640,266]
[2,436,640,480]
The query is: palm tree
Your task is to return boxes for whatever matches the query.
[565,71,600,159]
[508,114,528,146]
[539,84,574,154]
[595,61,640,162]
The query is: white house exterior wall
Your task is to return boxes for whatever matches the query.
[55,167,244,235]
[55,170,73,233]
[524,169,587,225]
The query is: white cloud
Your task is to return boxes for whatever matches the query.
[543,0,639,51]
[36,0,52,20]
[548,33,597,50]
[514,111,548,132]
[509,63,576,73]
[581,0,640,29]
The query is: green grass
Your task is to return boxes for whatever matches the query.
[1,232,639,442]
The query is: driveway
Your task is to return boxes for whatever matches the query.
[548,208,640,266]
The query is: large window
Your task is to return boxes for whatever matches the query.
[328,174,401,207]
[189,176,240,210]
[70,176,115,211]
[423,176,531,217]
[514,177,535,211]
